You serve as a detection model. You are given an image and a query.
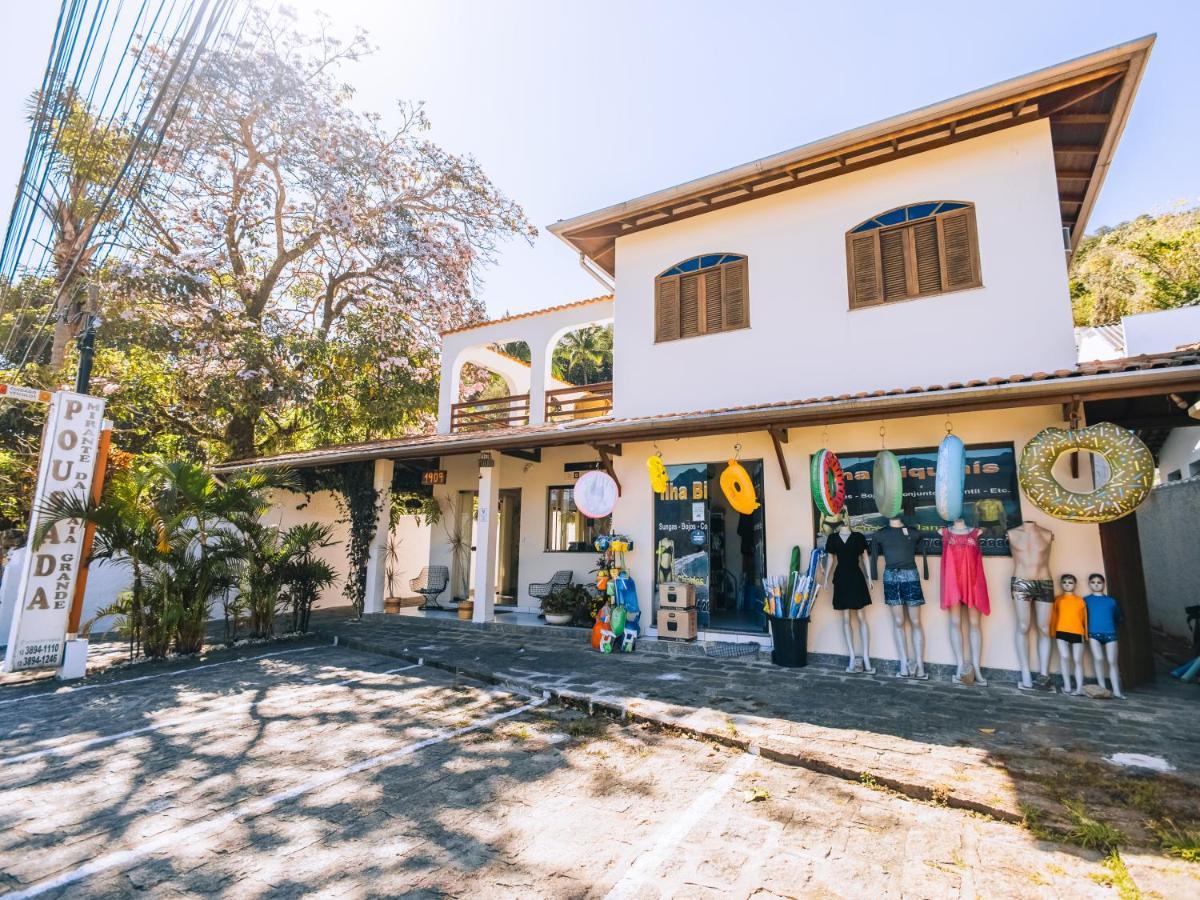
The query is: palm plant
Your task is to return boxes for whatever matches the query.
[279,522,338,633]
[553,325,613,385]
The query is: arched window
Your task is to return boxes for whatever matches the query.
[846,202,981,308]
[654,253,748,343]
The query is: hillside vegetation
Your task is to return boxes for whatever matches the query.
[1070,205,1200,326]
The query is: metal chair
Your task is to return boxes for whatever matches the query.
[529,570,573,607]
[410,566,450,611]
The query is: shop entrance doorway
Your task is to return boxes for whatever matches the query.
[653,460,767,634]
[450,489,520,607]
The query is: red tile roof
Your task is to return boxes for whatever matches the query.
[440,295,613,337]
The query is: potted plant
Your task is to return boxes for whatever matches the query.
[542,584,588,625]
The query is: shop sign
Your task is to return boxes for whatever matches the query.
[821,442,1022,556]
[0,383,52,403]
[564,461,601,479]
[421,469,447,486]
[3,391,107,672]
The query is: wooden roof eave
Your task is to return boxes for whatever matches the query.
[548,35,1154,274]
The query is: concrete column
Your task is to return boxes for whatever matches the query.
[528,341,550,425]
[472,454,500,623]
[436,356,459,435]
[362,458,394,615]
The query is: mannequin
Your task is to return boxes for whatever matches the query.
[1007,521,1055,691]
[941,518,990,685]
[1051,574,1087,695]
[869,517,928,678]
[1085,573,1124,699]
[822,521,875,673]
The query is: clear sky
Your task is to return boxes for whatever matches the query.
[2,1,1196,320]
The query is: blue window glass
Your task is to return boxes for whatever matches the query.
[905,202,938,221]
[658,254,746,278]
[851,202,969,234]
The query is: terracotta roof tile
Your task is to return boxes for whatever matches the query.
[440,295,613,337]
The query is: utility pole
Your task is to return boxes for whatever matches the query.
[74,283,99,394]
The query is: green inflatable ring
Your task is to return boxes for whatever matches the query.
[873,449,903,518]
[1018,422,1154,524]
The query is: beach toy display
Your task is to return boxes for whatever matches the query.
[762,547,825,621]
[574,469,618,518]
[719,459,760,514]
[1018,422,1154,523]
[810,449,845,517]
[873,449,903,518]
[935,434,965,521]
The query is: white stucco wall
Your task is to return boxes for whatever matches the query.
[266,489,432,608]
[611,120,1075,419]
[1123,306,1200,356]
[1157,426,1200,483]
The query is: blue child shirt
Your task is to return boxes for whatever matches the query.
[1084,593,1122,635]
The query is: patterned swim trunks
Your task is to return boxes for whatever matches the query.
[883,567,925,607]
[1011,578,1054,603]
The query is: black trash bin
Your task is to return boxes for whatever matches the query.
[769,617,810,668]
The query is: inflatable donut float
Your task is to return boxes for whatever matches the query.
[810,449,846,517]
[935,435,965,522]
[720,459,761,515]
[574,470,619,519]
[873,449,903,518]
[1018,422,1154,524]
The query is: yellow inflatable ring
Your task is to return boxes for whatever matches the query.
[647,455,669,494]
[720,459,760,515]
[1018,422,1154,524]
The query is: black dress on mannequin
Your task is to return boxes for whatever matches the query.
[826,530,871,610]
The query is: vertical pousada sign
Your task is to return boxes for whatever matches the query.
[3,391,107,671]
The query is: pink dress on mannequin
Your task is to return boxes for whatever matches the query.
[940,527,990,615]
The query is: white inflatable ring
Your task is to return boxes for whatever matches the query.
[935,435,965,522]
[810,449,846,517]
[873,449,903,518]
[1018,422,1154,524]
[574,470,618,519]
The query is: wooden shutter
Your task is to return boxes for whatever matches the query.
[679,273,700,338]
[655,276,680,342]
[938,208,979,290]
[912,219,942,295]
[722,259,747,329]
[703,268,723,333]
[847,233,881,307]
[879,229,908,301]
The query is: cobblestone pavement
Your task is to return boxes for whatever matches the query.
[315,612,1200,849]
[2,642,1196,898]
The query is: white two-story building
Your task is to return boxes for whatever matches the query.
[231,35,1200,684]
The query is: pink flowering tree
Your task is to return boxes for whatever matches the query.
[115,9,533,459]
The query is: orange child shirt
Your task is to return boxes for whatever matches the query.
[1051,592,1088,637]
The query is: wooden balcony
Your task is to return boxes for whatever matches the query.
[545,381,613,423]
[450,394,531,432]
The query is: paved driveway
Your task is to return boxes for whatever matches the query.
[0,643,1195,898]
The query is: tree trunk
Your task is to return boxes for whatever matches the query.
[224,402,261,460]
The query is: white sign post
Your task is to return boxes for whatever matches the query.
[3,391,107,672]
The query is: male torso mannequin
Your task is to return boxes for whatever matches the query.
[1007,522,1055,691]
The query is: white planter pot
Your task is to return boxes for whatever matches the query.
[544,613,574,626]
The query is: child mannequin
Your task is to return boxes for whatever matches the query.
[1085,573,1124,699]
[1050,574,1087,695]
